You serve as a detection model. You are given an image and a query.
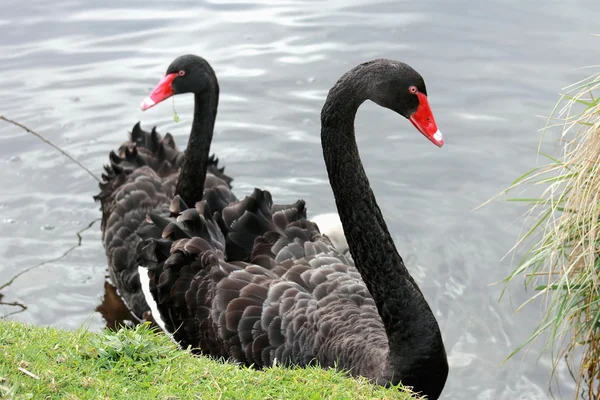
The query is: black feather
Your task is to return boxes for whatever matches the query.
[94,121,236,321]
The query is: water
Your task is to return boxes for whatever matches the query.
[1,0,598,398]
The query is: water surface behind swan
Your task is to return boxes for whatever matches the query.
[1,1,598,398]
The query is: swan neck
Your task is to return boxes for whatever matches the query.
[321,70,412,328]
[320,66,447,396]
[176,89,219,207]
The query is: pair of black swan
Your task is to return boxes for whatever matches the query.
[96,55,448,399]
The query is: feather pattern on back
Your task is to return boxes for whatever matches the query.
[139,188,393,380]
[95,122,236,321]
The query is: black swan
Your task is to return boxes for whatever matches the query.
[94,55,236,322]
[137,59,448,399]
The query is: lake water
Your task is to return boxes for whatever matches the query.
[1,1,598,398]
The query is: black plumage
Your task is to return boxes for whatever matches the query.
[138,57,449,399]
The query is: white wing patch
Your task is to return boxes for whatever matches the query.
[311,212,349,255]
[138,265,175,343]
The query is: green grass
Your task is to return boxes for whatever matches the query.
[486,68,600,398]
[0,320,418,400]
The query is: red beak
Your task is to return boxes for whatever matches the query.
[140,73,177,111]
[408,92,443,147]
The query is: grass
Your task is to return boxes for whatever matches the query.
[490,68,600,398]
[0,320,418,400]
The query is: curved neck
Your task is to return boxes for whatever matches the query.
[176,88,219,207]
[320,65,447,398]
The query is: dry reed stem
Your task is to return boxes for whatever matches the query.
[0,115,100,182]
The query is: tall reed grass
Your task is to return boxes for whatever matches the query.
[498,69,600,398]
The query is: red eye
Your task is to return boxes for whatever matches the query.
[178,70,186,76]
[409,86,417,94]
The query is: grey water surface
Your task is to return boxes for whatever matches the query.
[1,1,599,398]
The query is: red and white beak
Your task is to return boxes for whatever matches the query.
[408,92,443,147]
[140,73,178,111]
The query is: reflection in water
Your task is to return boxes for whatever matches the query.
[94,280,135,331]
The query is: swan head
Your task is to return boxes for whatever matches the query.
[366,59,443,147]
[141,54,218,111]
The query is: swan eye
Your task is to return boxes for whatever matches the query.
[409,86,417,94]
[178,70,186,77]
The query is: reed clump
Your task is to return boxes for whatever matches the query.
[499,70,600,398]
